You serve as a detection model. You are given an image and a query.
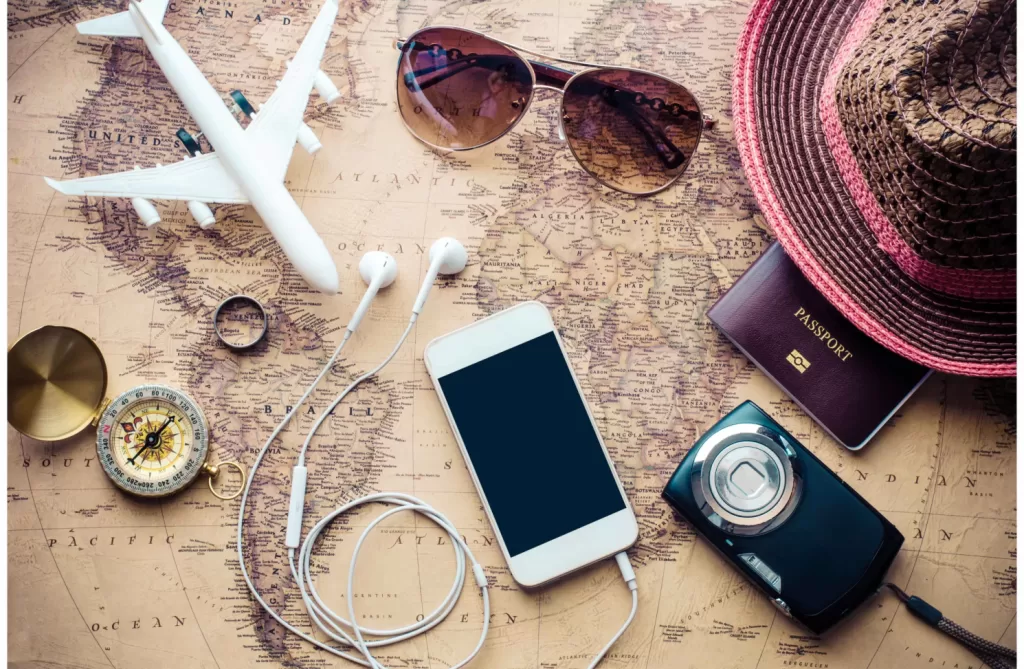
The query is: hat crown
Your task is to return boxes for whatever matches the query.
[837,0,1016,274]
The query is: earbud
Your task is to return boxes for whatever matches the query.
[347,251,398,334]
[413,237,468,315]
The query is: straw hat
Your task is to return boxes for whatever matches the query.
[733,0,1016,377]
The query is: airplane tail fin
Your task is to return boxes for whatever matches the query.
[76,0,169,38]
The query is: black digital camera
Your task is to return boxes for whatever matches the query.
[662,401,903,633]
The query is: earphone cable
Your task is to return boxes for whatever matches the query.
[296,318,414,464]
[237,309,635,669]
[236,329,371,664]
[237,316,491,668]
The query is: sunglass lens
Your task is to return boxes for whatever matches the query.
[397,28,534,150]
[561,69,703,194]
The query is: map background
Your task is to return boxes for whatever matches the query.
[7,0,1017,667]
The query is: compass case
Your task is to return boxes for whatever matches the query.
[7,326,109,441]
[663,401,903,634]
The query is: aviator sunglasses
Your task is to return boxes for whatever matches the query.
[394,26,713,195]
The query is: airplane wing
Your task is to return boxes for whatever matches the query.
[44,153,249,203]
[77,11,141,38]
[245,0,339,181]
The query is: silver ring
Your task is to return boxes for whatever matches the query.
[213,295,268,350]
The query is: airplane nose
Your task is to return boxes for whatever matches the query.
[279,229,339,294]
[311,270,339,295]
[301,255,339,295]
[247,196,339,295]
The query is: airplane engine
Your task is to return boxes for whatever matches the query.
[297,122,323,154]
[177,128,203,156]
[188,201,216,229]
[132,197,161,227]
[313,69,341,105]
[230,90,256,119]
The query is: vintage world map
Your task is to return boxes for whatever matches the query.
[7,0,1017,667]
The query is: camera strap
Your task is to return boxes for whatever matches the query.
[886,583,1017,669]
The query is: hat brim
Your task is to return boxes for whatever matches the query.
[733,0,1016,377]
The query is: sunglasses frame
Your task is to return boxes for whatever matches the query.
[395,25,711,196]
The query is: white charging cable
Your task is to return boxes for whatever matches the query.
[588,552,639,669]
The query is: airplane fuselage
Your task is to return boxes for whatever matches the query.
[127,2,339,294]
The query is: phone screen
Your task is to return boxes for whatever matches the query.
[436,332,627,557]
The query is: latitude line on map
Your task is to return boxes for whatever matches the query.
[408,114,433,669]
[16,435,118,669]
[403,6,457,656]
[14,191,57,333]
[273,24,343,661]
[157,503,224,669]
[637,560,669,669]
[8,21,65,80]
[751,609,778,669]
[997,613,1017,645]
[13,504,1010,525]
[864,378,950,669]
[641,534,703,669]
[15,525,1012,562]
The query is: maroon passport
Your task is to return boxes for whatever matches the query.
[708,242,931,450]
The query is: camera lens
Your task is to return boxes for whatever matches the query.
[709,442,786,517]
[688,423,801,536]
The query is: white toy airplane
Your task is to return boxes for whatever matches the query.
[45,0,343,294]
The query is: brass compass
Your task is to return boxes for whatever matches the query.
[8,326,242,500]
[96,384,243,499]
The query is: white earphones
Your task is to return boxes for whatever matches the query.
[413,237,468,315]
[238,237,489,669]
[348,239,466,332]
[347,251,398,334]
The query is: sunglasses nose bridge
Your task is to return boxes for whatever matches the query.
[531,85,569,141]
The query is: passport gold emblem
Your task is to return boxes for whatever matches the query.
[787,349,811,373]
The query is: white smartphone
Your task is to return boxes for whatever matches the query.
[424,301,638,587]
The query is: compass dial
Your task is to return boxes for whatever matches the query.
[96,384,209,498]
